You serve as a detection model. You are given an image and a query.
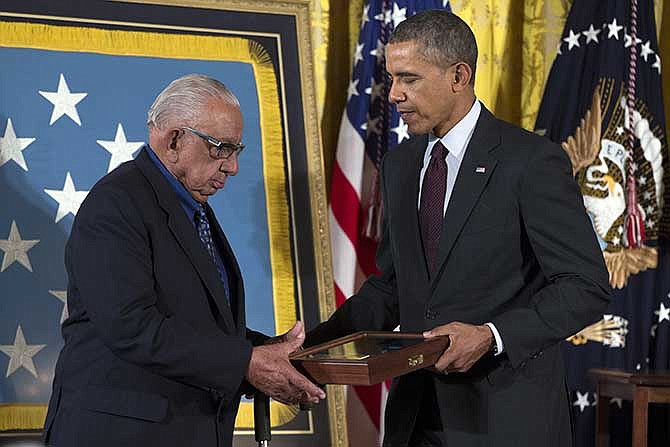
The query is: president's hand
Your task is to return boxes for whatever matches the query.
[245,321,326,405]
[423,322,493,374]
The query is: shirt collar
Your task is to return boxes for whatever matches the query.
[146,145,201,220]
[427,99,481,157]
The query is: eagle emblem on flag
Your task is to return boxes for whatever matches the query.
[562,80,665,288]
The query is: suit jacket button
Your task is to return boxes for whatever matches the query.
[425,310,438,320]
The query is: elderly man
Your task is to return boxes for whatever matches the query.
[43,74,324,447]
[307,10,610,447]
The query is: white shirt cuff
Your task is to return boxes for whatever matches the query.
[485,322,504,356]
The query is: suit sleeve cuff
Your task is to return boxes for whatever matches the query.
[485,322,504,356]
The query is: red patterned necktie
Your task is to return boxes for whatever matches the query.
[419,141,448,275]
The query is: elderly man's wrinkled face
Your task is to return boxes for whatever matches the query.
[172,99,243,203]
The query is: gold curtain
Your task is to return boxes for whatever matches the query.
[453,0,570,129]
[311,0,669,195]
[309,0,363,191]
[661,2,669,149]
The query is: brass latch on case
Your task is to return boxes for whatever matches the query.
[408,354,424,367]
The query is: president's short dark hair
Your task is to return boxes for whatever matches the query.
[390,10,478,83]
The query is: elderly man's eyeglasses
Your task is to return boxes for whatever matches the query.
[182,126,245,159]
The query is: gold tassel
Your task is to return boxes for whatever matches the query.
[248,40,298,337]
[235,400,300,429]
[0,404,47,431]
[1,22,253,62]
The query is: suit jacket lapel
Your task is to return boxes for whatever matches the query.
[205,203,247,336]
[135,149,237,332]
[431,107,500,288]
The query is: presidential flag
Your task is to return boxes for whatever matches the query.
[535,0,669,444]
[328,1,450,445]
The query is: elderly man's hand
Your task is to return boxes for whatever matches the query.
[245,321,326,405]
[263,320,303,346]
[423,322,493,374]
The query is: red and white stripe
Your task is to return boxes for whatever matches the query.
[329,111,388,446]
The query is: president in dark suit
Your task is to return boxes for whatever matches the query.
[43,74,325,447]
[307,11,611,447]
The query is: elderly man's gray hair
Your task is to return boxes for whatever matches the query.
[390,10,478,83]
[147,74,240,130]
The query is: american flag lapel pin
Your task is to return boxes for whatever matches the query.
[475,166,486,174]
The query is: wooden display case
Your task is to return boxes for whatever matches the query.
[291,332,450,385]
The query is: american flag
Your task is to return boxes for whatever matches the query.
[328,1,450,444]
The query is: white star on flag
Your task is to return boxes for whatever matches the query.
[655,302,670,323]
[563,29,581,50]
[347,79,360,101]
[0,221,39,272]
[370,39,385,64]
[354,43,365,65]
[582,24,601,44]
[97,123,144,173]
[639,41,653,61]
[360,4,370,28]
[0,118,36,172]
[44,172,89,223]
[361,113,381,138]
[652,55,661,74]
[375,9,392,25]
[573,391,591,412]
[365,78,384,102]
[38,73,88,126]
[623,33,642,48]
[391,3,407,28]
[49,290,69,325]
[391,118,410,144]
[0,325,46,378]
[607,18,623,39]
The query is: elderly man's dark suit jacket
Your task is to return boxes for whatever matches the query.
[43,148,265,447]
[308,107,611,446]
